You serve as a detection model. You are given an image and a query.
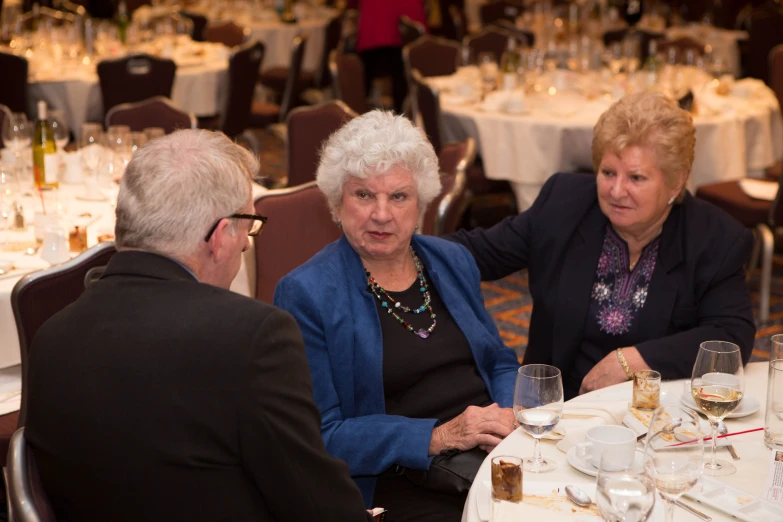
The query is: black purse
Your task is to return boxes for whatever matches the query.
[401,447,486,496]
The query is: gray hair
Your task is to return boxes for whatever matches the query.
[115,129,257,258]
[316,110,441,218]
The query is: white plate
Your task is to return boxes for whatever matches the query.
[623,411,730,448]
[685,476,783,522]
[680,392,760,419]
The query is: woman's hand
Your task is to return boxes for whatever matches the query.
[579,347,650,395]
[429,403,515,455]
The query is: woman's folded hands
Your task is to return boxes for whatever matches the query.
[428,403,516,456]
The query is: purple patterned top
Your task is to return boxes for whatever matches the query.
[590,225,661,335]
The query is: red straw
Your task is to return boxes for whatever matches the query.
[666,427,764,447]
[38,187,46,215]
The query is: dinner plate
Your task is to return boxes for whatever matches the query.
[680,392,760,419]
[566,447,647,477]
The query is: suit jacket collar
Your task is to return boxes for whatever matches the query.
[550,197,687,370]
[102,250,199,282]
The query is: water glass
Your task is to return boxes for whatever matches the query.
[596,452,655,522]
[766,335,783,450]
[513,364,563,473]
[477,52,499,93]
[50,110,70,152]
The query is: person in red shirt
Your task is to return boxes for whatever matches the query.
[355,0,428,113]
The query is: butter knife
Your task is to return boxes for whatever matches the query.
[726,443,740,460]
[673,499,711,521]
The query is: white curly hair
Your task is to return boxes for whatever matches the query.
[316,110,441,219]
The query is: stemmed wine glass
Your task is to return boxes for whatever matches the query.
[49,110,70,152]
[513,364,563,473]
[691,341,744,476]
[644,405,704,522]
[3,113,32,195]
[79,124,105,201]
[596,451,656,522]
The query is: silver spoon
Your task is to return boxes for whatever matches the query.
[24,246,39,256]
[565,485,594,507]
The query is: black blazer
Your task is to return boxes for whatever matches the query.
[450,173,755,396]
[25,251,371,522]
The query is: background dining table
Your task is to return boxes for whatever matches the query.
[461,361,772,522]
[0,176,266,370]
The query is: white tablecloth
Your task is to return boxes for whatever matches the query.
[247,14,333,72]
[0,181,265,369]
[462,361,771,522]
[439,77,783,209]
[18,41,230,140]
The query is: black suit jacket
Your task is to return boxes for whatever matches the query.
[25,251,371,522]
[450,173,755,397]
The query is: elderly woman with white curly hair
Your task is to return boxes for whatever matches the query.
[274,111,519,521]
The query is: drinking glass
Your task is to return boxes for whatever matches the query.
[691,341,744,476]
[477,52,499,93]
[513,364,563,473]
[644,405,703,522]
[0,163,18,229]
[608,41,626,75]
[144,127,165,141]
[49,110,70,151]
[596,452,655,522]
[765,335,783,449]
[624,38,640,74]
[80,125,105,201]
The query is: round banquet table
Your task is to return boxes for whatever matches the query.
[438,77,783,210]
[0,179,266,370]
[20,42,230,141]
[461,361,771,522]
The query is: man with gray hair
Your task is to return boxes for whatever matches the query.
[24,130,374,522]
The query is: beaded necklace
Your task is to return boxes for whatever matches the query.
[365,247,437,339]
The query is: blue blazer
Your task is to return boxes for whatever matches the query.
[274,234,520,506]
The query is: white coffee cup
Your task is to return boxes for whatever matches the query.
[575,425,636,471]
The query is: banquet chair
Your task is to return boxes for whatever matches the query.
[399,15,426,47]
[694,175,783,323]
[329,49,368,114]
[412,69,517,228]
[179,10,207,42]
[602,28,663,63]
[490,19,535,48]
[96,54,176,117]
[11,242,117,426]
[745,1,783,84]
[0,104,12,149]
[447,5,468,42]
[203,21,249,48]
[105,96,196,134]
[250,34,308,128]
[259,14,343,99]
[420,138,475,236]
[402,35,461,85]
[464,25,526,64]
[0,52,29,115]
[208,40,265,148]
[285,100,357,187]
[6,428,56,522]
[253,182,342,303]
[479,0,524,26]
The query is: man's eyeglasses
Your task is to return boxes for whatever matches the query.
[204,214,268,242]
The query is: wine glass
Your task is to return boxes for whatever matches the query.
[596,451,656,522]
[691,341,744,476]
[513,364,563,473]
[608,41,626,75]
[49,110,70,152]
[80,124,105,201]
[644,405,703,522]
[477,52,498,93]
[624,38,641,75]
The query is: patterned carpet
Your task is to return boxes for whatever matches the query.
[480,266,777,365]
[252,127,774,364]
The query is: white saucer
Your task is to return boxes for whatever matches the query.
[680,392,760,419]
[566,447,648,477]
[566,446,599,477]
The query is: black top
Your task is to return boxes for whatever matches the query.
[370,265,492,422]
[448,173,755,401]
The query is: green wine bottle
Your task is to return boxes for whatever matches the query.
[116,1,129,45]
[32,100,59,189]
